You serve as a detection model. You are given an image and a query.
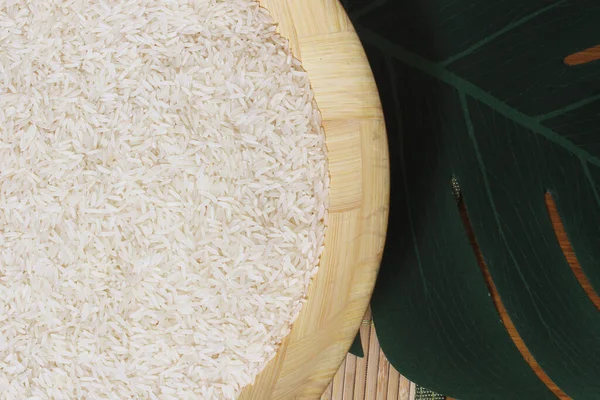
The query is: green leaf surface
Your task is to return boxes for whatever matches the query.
[349,331,364,358]
[346,0,600,398]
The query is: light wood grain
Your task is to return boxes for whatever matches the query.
[342,351,357,399]
[332,357,347,398]
[365,324,381,398]
[376,348,390,399]
[408,382,416,400]
[323,381,334,400]
[239,0,389,398]
[354,309,373,400]
[386,364,401,399]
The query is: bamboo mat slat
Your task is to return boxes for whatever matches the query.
[386,362,400,399]
[398,375,414,400]
[333,358,347,396]
[343,352,357,400]
[353,350,369,399]
[409,381,416,400]
[352,309,372,400]
[321,310,417,400]
[376,347,390,399]
[365,323,381,397]
[323,380,334,399]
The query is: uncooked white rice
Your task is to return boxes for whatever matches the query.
[0,0,329,398]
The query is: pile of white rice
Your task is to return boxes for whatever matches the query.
[0,0,328,398]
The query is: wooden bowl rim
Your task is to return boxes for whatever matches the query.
[240,1,390,398]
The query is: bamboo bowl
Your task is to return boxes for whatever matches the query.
[239,0,389,398]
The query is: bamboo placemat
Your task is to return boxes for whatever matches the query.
[321,309,417,400]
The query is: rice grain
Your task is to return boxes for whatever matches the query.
[0,0,329,398]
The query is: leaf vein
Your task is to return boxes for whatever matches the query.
[358,27,600,167]
[440,0,567,66]
[536,93,600,122]
[582,160,600,209]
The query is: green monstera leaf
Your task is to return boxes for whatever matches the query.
[340,0,600,398]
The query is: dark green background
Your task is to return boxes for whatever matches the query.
[340,0,600,398]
